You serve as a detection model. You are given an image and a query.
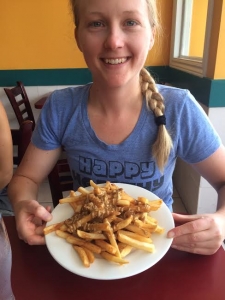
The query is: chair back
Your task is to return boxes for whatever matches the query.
[4,81,35,130]
[11,120,33,166]
[48,158,73,207]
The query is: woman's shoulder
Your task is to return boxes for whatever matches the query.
[157,83,190,99]
[157,83,199,109]
[46,83,92,108]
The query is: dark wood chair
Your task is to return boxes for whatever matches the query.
[11,120,33,166]
[4,81,35,130]
[48,158,73,207]
[5,81,73,206]
[11,120,73,207]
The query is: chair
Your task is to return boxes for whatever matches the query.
[18,120,33,164]
[11,120,73,207]
[48,158,73,207]
[4,81,35,130]
[11,120,33,166]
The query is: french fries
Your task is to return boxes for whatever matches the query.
[45,181,164,267]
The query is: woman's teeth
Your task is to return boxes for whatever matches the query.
[104,58,127,65]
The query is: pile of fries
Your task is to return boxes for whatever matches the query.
[44,180,164,267]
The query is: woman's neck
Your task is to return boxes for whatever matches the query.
[87,81,143,144]
[89,81,142,115]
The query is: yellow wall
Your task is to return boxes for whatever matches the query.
[0,0,173,70]
[215,1,225,78]
[189,0,208,57]
[206,0,225,79]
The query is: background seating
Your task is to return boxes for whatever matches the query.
[4,81,35,130]
[48,158,73,207]
[5,81,73,207]
[11,120,33,166]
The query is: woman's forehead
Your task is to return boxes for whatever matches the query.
[77,0,149,13]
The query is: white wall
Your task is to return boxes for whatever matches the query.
[0,85,73,128]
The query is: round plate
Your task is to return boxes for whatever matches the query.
[45,183,174,280]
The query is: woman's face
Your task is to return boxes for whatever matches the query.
[75,0,155,89]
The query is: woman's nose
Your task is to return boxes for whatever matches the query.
[104,28,124,50]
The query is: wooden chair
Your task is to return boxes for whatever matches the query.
[11,120,73,207]
[48,158,73,207]
[4,81,73,206]
[11,120,33,166]
[4,81,35,130]
[18,120,33,164]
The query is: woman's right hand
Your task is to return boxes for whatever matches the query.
[7,144,62,245]
[13,200,52,245]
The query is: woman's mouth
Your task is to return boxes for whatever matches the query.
[103,57,128,65]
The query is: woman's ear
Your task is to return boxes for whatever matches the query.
[148,28,155,50]
[75,28,82,52]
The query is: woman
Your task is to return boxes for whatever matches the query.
[0,101,13,215]
[0,101,13,189]
[8,0,225,254]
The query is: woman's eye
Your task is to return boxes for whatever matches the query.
[89,21,103,27]
[126,20,138,26]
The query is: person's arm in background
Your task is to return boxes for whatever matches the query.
[0,101,13,189]
[167,145,225,255]
[7,142,61,245]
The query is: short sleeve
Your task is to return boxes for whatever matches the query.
[174,90,221,163]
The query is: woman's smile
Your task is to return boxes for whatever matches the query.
[103,57,128,65]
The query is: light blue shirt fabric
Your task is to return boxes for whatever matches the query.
[32,83,221,210]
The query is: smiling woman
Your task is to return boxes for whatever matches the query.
[7,0,225,258]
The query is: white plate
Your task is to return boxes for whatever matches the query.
[45,183,174,280]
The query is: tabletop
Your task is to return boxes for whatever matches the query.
[34,95,48,109]
[4,216,225,300]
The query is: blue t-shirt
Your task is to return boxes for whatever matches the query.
[32,84,221,210]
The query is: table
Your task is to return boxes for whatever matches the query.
[5,216,225,300]
[34,96,48,109]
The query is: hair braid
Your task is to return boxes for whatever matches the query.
[140,68,173,171]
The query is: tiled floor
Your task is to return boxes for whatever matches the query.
[38,179,188,213]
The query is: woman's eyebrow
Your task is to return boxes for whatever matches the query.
[87,10,143,17]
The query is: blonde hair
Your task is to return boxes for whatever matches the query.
[70,0,173,171]
[140,68,173,171]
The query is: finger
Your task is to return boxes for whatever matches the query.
[172,239,219,250]
[171,228,214,246]
[45,205,52,213]
[25,201,52,222]
[26,234,46,246]
[35,224,46,236]
[18,224,46,245]
[172,213,203,223]
[167,216,209,238]
[171,241,219,255]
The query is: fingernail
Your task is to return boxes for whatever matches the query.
[167,231,175,238]
[42,210,52,221]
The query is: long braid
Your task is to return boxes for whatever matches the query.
[140,68,173,171]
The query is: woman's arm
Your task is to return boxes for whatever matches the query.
[0,101,13,189]
[8,142,61,244]
[168,145,225,254]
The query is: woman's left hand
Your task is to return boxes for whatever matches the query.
[167,212,225,255]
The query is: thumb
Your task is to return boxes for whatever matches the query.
[26,200,52,222]
[36,205,52,222]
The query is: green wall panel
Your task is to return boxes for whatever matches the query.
[0,67,224,108]
[0,69,92,87]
